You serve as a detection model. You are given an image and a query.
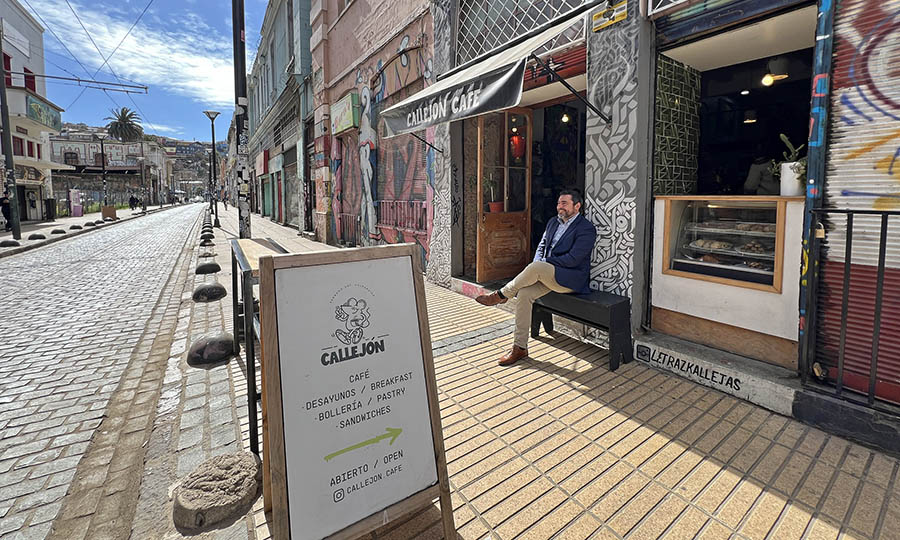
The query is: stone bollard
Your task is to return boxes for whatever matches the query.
[94,220,104,225]
[186,332,234,366]
[192,283,227,303]
[69,225,83,230]
[84,222,96,227]
[27,233,46,240]
[195,261,221,274]
[199,239,214,247]
[51,229,66,235]
[103,217,115,222]
[200,232,214,241]
[0,239,20,247]
[172,452,260,531]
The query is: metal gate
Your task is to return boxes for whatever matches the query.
[808,0,900,408]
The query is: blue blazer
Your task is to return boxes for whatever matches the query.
[535,213,597,294]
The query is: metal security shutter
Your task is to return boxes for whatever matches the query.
[655,0,812,47]
[816,0,900,403]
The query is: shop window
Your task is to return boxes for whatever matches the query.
[3,53,10,87]
[23,67,34,92]
[27,141,33,157]
[12,136,23,156]
[64,152,78,165]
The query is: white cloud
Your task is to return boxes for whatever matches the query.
[27,0,240,109]
[145,123,184,135]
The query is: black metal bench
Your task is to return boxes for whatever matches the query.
[531,291,633,371]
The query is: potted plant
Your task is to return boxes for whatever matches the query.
[483,174,504,213]
[771,133,806,197]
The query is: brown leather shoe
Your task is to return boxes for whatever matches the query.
[475,292,507,306]
[498,346,528,366]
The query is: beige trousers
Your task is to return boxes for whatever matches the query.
[500,261,573,349]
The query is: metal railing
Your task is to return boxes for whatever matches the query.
[376,200,427,232]
[804,208,900,412]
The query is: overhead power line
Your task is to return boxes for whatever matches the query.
[63,0,160,133]
[4,70,147,91]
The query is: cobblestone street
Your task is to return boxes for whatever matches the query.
[0,204,204,538]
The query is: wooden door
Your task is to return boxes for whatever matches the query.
[476,109,532,283]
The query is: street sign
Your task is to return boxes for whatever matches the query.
[259,244,454,540]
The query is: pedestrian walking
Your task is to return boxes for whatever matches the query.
[475,190,596,366]
[1,191,11,231]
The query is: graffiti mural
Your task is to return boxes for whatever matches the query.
[828,1,900,210]
[327,14,440,268]
[584,0,643,298]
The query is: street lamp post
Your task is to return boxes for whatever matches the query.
[202,110,221,227]
[137,156,146,213]
[97,134,108,206]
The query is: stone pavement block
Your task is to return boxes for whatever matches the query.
[0,513,28,536]
[14,484,68,512]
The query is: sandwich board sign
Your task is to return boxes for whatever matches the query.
[259,244,455,540]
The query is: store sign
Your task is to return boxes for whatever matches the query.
[260,245,454,540]
[255,150,269,174]
[636,343,742,392]
[26,96,62,132]
[332,92,360,134]
[381,59,527,137]
[592,0,628,31]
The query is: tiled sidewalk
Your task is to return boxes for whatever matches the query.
[214,207,900,540]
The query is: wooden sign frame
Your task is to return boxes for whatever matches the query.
[259,244,455,540]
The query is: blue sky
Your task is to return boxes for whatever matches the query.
[21,0,268,142]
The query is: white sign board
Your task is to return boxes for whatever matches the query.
[261,245,453,540]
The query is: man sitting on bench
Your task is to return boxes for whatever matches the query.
[476,190,597,366]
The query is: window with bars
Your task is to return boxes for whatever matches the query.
[455,0,585,66]
[64,152,78,165]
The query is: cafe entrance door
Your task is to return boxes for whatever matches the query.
[476,109,532,283]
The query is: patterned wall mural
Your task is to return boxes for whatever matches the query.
[428,0,455,286]
[584,0,645,298]
[654,54,700,195]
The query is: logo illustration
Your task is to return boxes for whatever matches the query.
[635,344,651,362]
[334,298,371,345]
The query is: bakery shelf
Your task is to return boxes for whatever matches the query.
[683,243,776,261]
[685,224,776,238]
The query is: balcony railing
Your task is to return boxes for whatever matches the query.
[376,200,427,232]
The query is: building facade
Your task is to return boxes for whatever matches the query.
[308,0,436,260]
[246,0,312,228]
[0,0,69,223]
[49,126,172,210]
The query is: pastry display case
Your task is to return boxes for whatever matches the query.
[662,198,786,292]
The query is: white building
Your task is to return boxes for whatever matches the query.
[0,0,71,222]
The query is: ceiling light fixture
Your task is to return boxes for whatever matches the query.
[561,113,570,123]
[511,127,518,133]
[741,89,750,95]
[743,110,757,124]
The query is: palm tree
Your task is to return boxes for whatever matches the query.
[104,107,143,141]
